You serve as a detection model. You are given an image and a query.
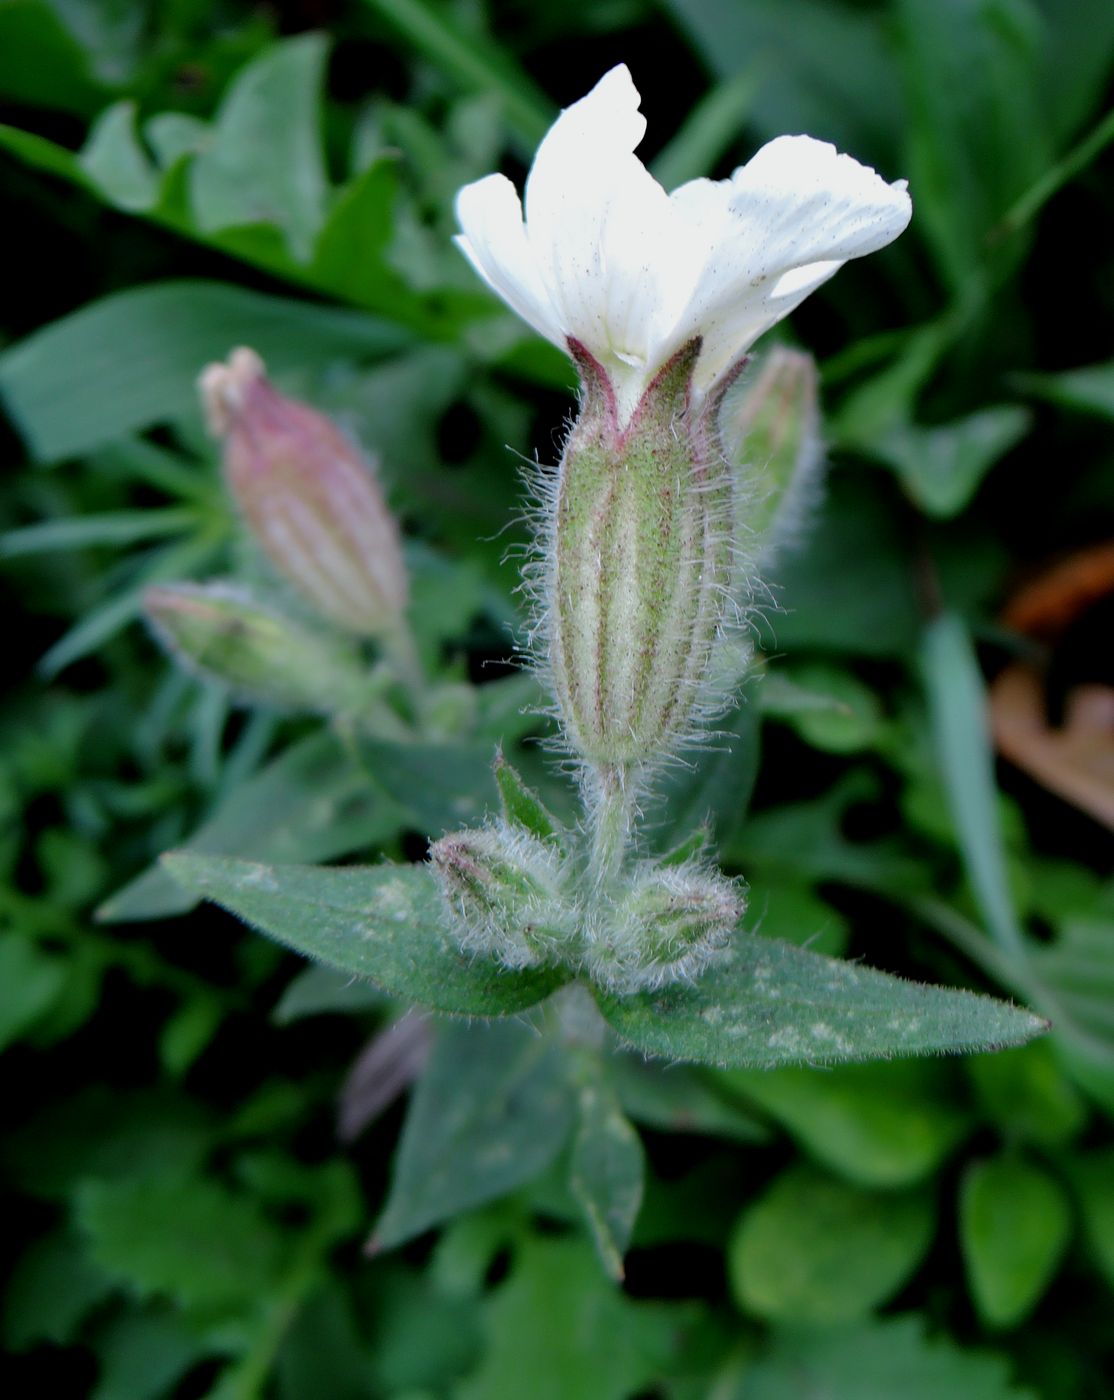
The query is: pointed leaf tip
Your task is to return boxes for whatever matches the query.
[595,932,1048,1070]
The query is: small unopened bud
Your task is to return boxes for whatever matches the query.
[545,339,737,775]
[430,824,574,969]
[144,581,376,714]
[199,348,408,637]
[591,861,744,993]
[727,347,822,565]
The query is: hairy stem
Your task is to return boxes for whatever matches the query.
[587,763,634,889]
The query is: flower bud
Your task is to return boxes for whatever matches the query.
[544,339,737,774]
[726,347,822,566]
[591,861,745,993]
[199,347,408,637]
[430,823,574,969]
[144,581,377,714]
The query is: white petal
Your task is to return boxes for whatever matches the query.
[522,65,694,387]
[732,136,912,269]
[454,174,565,348]
[671,135,912,387]
[453,70,914,415]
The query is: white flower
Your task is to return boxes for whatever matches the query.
[455,64,911,424]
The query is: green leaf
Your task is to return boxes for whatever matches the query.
[2,1089,213,1201]
[876,407,1031,518]
[78,100,159,211]
[494,751,565,847]
[729,1164,933,1323]
[596,931,1046,1069]
[967,1041,1087,1148]
[1033,0,1114,142]
[2,1228,113,1351]
[272,964,388,1023]
[0,934,66,1051]
[609,1053,770,1144]
[0,281,410,462]
[159,996,224,1078]
[744,1314,1038,1399]
[666,0,902,159]
[353,735,498,834]
[960,1155,1072,1326]
[730,773,921,888]
[1073,1148,1114,1289]
[458,1237,686,1400]
[923,613,1027,958]
[756,474,921,658]
[1016,359,1114,422]
[190,34,329,261]
[310,157,422,319]
[651,685,760,852]
[38,531,222,679]
[162,853,566,1016]
[99,730,402,922]
[765,662,885,754]
[0,119,88,182]
[749,879,850,958]
[0,2,105,115]
[274,1283,380,1400]
[90,1308,202,1400]
[358,0,553,154]
[0,507,197,557]
[362,1264,482,1393]
[568,1076,645,1280]
[896,0,1049,289]
[1028,917,1114,1111]
[144,112,209,169]
[633,1156,742,1249]
[77,1172,286,1315]
[717,1060,968,1187]
[372,1019,574,1249]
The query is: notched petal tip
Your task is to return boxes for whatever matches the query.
[735,133,912,230]
[533,59,647,180]
[569,62,642,125]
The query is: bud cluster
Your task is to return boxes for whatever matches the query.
[430,823,575,970]
[587,859,746,993]
[429,759,746,994]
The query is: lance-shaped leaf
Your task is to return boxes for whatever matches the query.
[595,932,1047,1069]
[162,854,566,1017]
[371,1019,574,1251]
[569,1076,645,1281]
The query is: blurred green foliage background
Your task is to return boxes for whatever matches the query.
[2,0,1113,1396]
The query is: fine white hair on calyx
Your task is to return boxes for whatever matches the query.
[508,376,765,828]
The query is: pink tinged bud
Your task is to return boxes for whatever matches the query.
[429,824,576,970]
[591,861,745,993]
[143,580,377,714]
[199,348,408,637]
[545,338,739,772]
[726,347,823,565]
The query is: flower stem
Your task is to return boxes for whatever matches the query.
[587,763,633,889]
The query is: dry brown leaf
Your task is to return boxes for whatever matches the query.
[991,663,1114,831]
